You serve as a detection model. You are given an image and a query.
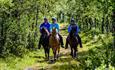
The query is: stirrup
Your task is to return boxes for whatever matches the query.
[61,45,64,48]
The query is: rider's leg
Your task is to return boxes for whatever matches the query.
[65,35,69,49]
[58,34,64,48]
[48,34,51,44]
[76,34,82,48]
[38,35,42,49]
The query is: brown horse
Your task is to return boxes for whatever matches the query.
[49,28,60,61]
[65,26,80,58]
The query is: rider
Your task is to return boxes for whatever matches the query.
[65,18,83,48]
[50,17,64,48]
[38,17,50,49]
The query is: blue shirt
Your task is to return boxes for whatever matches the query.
[68,24,80,35]
[39,22,50,33]
[50,23,59,33]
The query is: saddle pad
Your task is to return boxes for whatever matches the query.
[56,34,60,40]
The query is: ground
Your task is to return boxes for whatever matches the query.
[0,24,114,70]
[24,31,114,70]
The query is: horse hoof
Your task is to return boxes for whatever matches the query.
[54,58,56,61]
[73,56,77,59]
[48,58,49,61]
[38,47,41,49]
[57,57,58,59]
[65,47,68,49]
[70,53,72,56]
[57,55,60,59]
[48,60,55,64]
[72,57,75,59]
[45,59,49,61]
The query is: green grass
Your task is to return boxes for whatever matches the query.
[0,29,115,70]
[0,51,38,70]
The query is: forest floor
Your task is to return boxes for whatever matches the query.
[24,29,114,70]
[24,41,89,70]
[0,24,114,70]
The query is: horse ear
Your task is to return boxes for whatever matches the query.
[53,27,55,29]
[52,27,54,30]
[41,27,45,29]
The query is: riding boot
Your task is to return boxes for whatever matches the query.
[65,35,69,49]
[58,34,64,48]
[38,35,42,49]
[76,34,83,48]
[47,34,51,45]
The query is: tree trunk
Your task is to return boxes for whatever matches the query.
[102,18,104,33]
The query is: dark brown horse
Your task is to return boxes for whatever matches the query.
[49,28,60,61]
[65,26,81,58]
[38,27,50,60]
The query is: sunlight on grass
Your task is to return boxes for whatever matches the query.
[0,30,114,70]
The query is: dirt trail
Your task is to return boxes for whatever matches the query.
[24,47,71,70]
[24,25,84,70]
[24,36,86,70]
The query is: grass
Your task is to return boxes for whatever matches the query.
[0,27,115,70]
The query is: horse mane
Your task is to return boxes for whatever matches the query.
[51,28,57,36]
[70,26,77,37]
[41,28,49,35]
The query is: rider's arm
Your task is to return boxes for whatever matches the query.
[50,24,53,32]
[68,25,71,33]
[56,24,60,32]
[39,24,43,33]
[77,25,80,33]
[47,23,51,33]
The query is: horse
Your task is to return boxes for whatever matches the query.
[66,26,80,58]
[38,27,50,60]
[49,28,60,61]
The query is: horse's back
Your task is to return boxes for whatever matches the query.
[49,35,60,52]
[41,28,49,46]
[49,36,60,46]
[69,36,78,48]
[41,35,49,48]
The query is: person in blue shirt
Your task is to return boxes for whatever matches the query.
[38,17,50,48]
[65,18,82,48]
[49,17,64,48]
[39,17,50,33]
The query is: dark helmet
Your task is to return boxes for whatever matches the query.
[44,17,47,20]
[70,18,75,24]
[52,17,56,20]
[71,18,74,21]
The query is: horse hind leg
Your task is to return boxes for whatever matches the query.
[57,47,60,59]
[52,48,56,61]
[54,51,57,61]
[74,47,77,58]
[44,48,47,60]
[44,47,49,61]
[46,47,50,60]
[71,47,74,58]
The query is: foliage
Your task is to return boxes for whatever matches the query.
[0,0,114,69]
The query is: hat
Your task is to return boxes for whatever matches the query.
[44,17,47,20]
[70,18,76,24]
[71,18,75,22]
[52,17,56,20]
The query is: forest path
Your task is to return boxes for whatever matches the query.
[24,35,90,70]
[24,24,101,70]
[24,45,87,70]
